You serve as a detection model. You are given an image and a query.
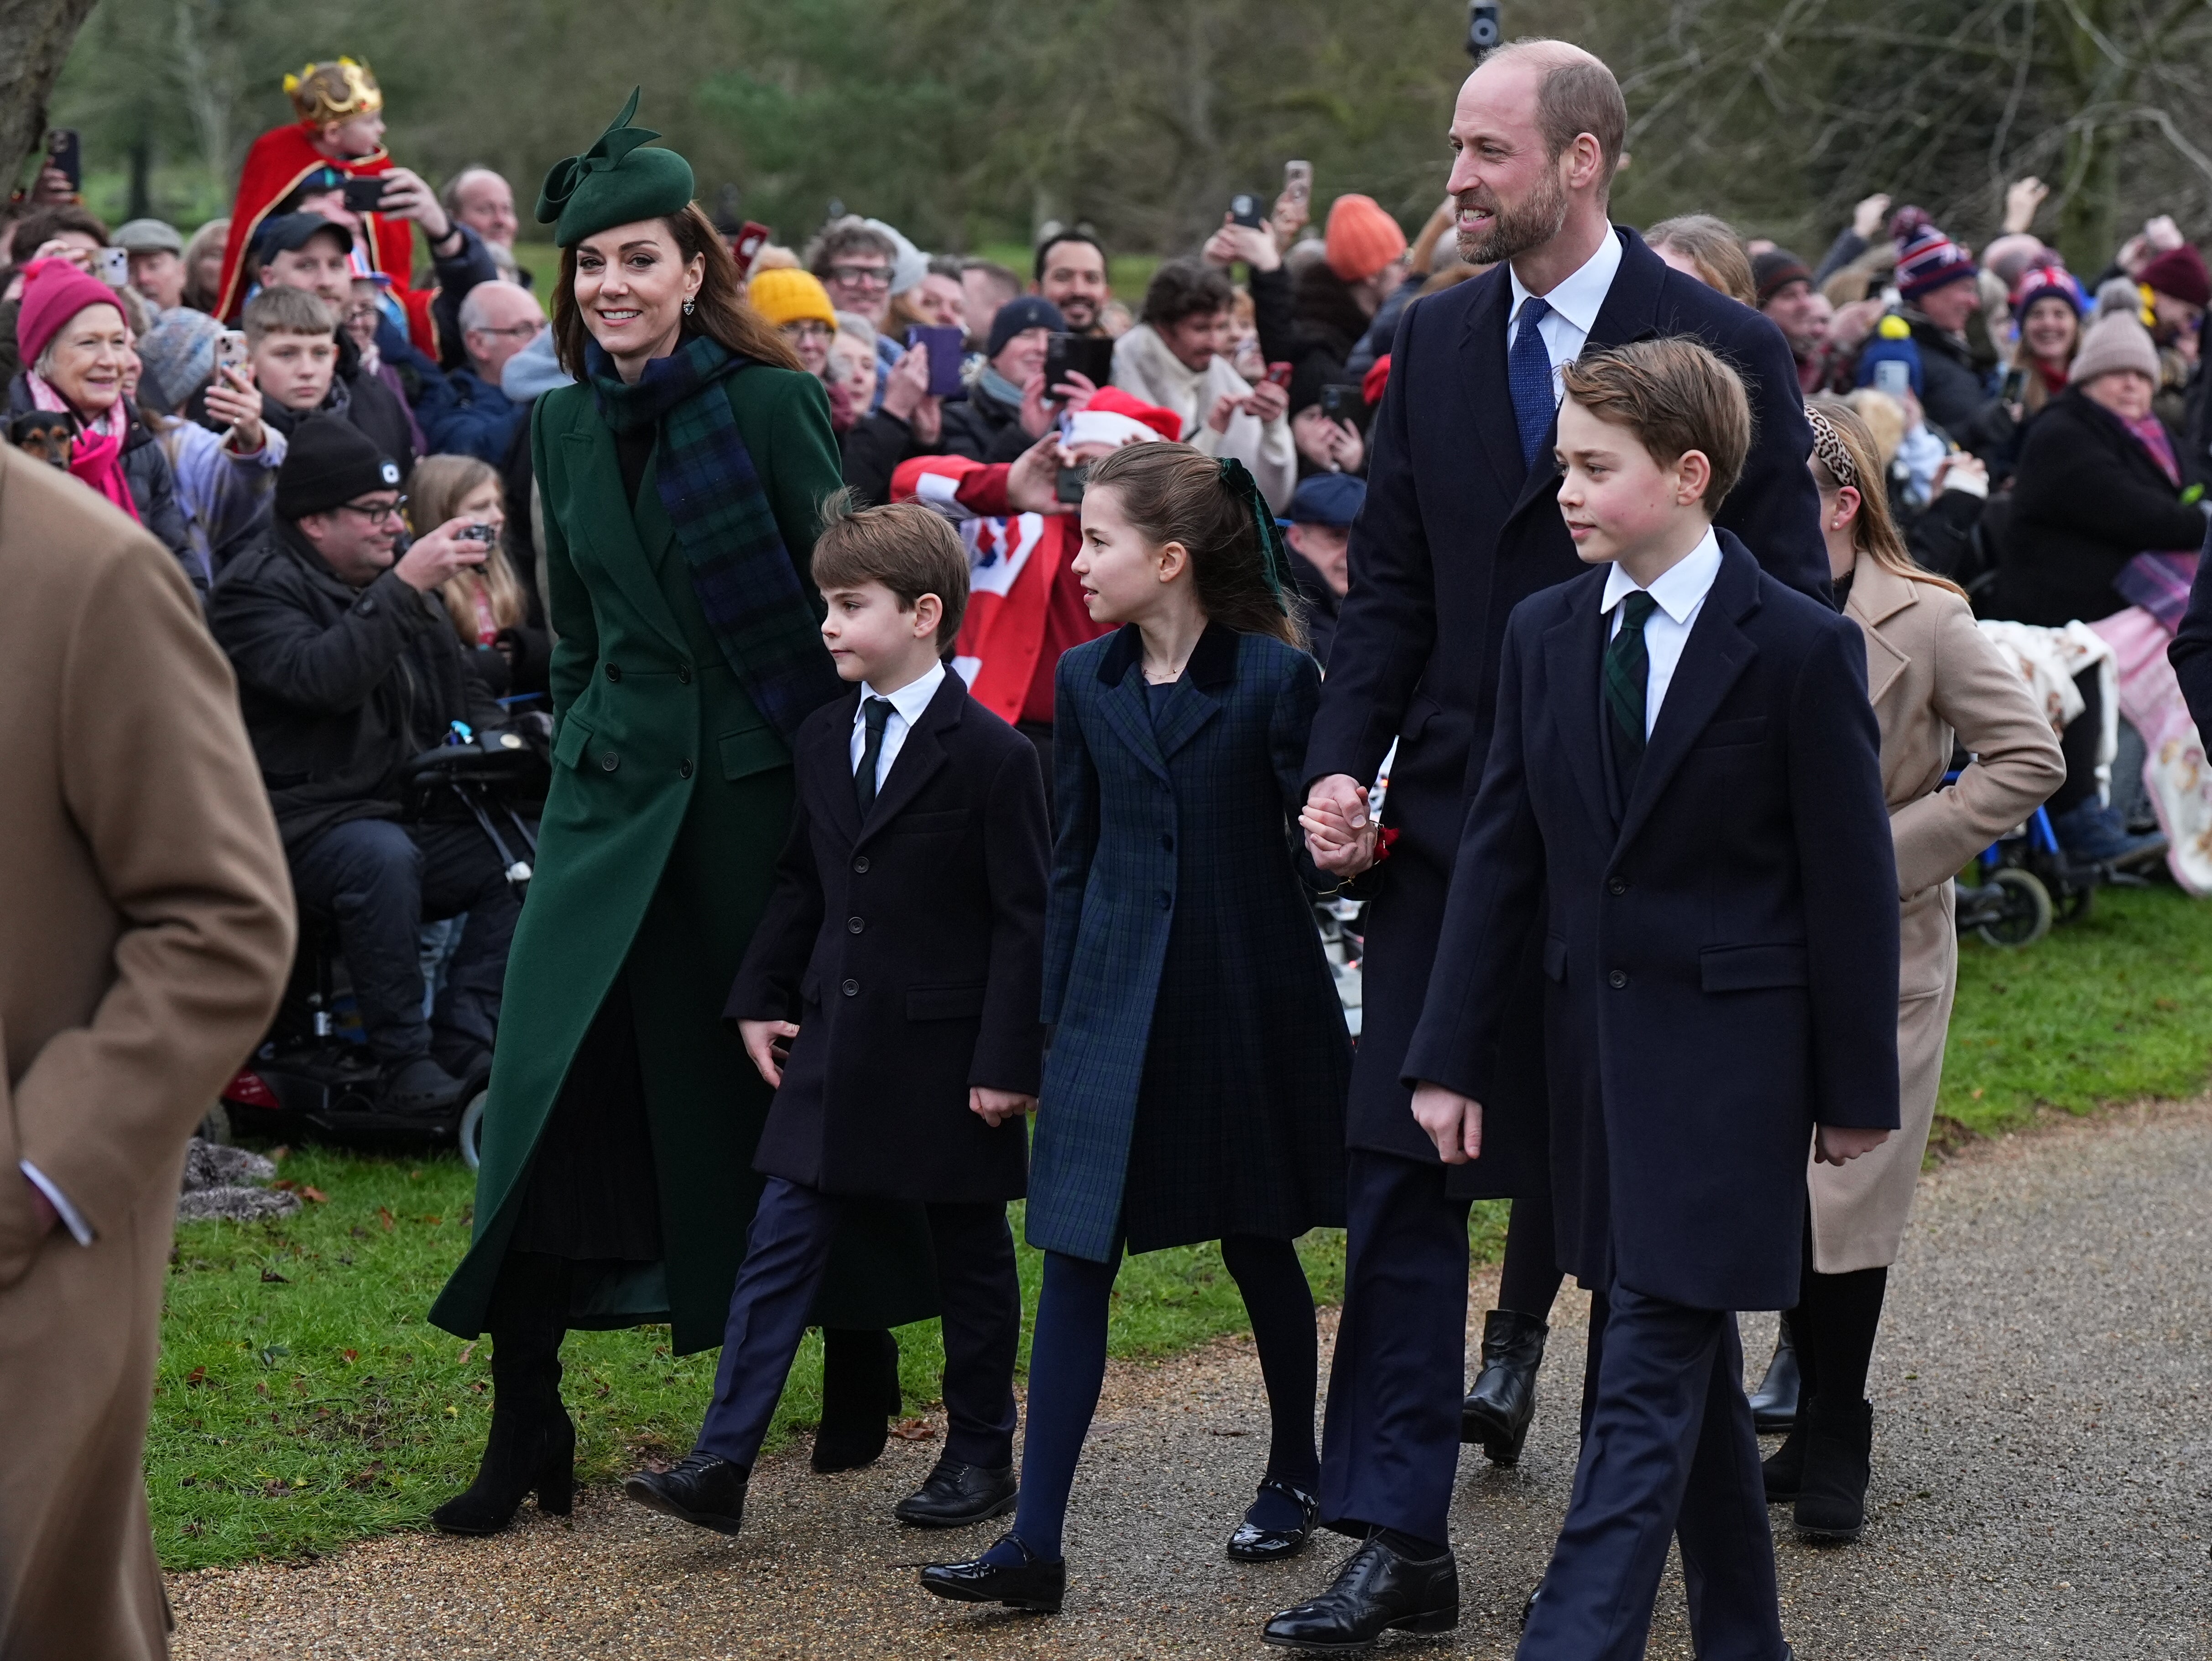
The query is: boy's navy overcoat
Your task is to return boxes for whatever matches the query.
[1029,624,1350,1263]
[727,670,1048,1204]
[1404,535,1901,1313]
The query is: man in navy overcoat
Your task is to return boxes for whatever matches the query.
[1269,41,1831,1651]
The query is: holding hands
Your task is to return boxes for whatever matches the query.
[1300,773,1380,875]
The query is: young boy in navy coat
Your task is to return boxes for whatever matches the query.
[1401,339,1901,1661]
[624,497,1049,1538]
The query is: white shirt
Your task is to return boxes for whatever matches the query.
[1507,228,1626,405]
[1601,528,1724,739]
[849,659,946,795]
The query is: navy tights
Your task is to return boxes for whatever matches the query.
[992,1235,1319,1564]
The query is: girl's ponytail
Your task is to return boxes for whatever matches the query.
[1084,442,1309,651]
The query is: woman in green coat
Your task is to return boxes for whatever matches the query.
[428,96,934,1534]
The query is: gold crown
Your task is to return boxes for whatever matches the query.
[284,58,383,126]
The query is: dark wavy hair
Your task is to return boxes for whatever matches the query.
[1084,442,1304,650]
[552,202,801,378]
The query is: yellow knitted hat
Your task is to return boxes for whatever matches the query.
[747,267,837,330]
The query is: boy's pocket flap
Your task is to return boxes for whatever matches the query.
[1696,716,1768,748]
[1542,935,1568,982]
[1699,942,1810,992]
[719,725,790,781]
[907,983,987,1021]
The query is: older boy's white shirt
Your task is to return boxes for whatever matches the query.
[850,658,947,792]
[1507,228,1625,394]
[1602,528,1723,739]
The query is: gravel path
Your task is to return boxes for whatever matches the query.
[168,1099,2211,1659]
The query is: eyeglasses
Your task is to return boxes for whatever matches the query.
[825,263,891,287]
[471,321,544,341]
[783,319,832,342]
[336,495,406,525]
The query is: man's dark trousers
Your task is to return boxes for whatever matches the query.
[1316,1148,1471,1546]
[288,818,519,1065]
[1520,1281,1783,1661]
[698,1175,1021,1469]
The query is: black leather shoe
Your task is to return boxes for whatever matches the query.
[918,1533,1066,1613]
[812,1327,901,1473]
[379,1055,467,1115]
[1461,1309,1547,1465]
[1762,1410,1807,1503]
[894,1456,1018,1528]
[1749,1311,1801,1434]
[623,1450,749,1535]
[1262,1536,1458,1651]
[1795,1396,1873,1543]
[1227,1478,1320,1562]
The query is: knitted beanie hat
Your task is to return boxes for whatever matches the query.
[1890,207,1978,302]
[2136,245,2210,309]
[985,294,1065,360]
[2009,263,2082,319]
[1324,195,1407,283]
[135,305,223,414]
[275,415,401,521]
[2069,314,2160,387]
[1751,248,1812,305]
[747,267,837,330]
[15,259,129,368]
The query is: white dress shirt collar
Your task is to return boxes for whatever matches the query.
[1509,225,1624,338]
[1602,526,1724,623]
[859,658,946,727]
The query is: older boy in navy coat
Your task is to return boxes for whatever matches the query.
[624,500,1049,1538]
[1402,340,1899,1661]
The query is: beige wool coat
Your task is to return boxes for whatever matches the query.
[0,449,293,1661]
[1809,559,2065,1273]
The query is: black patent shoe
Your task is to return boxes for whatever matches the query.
[1262,1535,1458,1651]
[430,1394,574,1536]
[894,1456,1018,1528]
[1227,1478,1321,1562]
[918,1532,1067,1613]
[623,1450,749,1535]
[812,1327,901,1473]
[1461,1308,1548,1465]
[1749,1311,1801,1435]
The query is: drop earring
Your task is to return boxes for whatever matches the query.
[683,298,696,316]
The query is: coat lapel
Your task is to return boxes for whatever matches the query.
[1093,626,1171,785]
[559,419,691,660]
[1458,270,1524,500]
[1845,560,1916,709]
[857,670,962,841]
[1614,534,1761,857]
[1540,590,1616,841]
[1149,624,1236,761]
[810,686,865,845]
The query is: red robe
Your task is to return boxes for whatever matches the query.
[216,125,439,356]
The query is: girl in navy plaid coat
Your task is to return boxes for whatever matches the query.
[921,444,1356,1615]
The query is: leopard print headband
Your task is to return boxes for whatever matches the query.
[1805,405,1858,491]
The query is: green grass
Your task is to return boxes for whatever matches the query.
[152,1149,1502,1572]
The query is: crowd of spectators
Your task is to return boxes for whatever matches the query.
[9,55,2212,1108]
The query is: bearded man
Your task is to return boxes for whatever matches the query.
[1261,38,1827,1654]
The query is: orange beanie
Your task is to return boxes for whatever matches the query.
[1325,194,1408,282]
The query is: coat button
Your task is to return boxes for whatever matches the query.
[677,664,693,684]
[599,751,620,772]
[1158,890,1172,910]
[841,978,859,997]
[847,915,864,934]
[357,599,376,616]
[605,662,622,682]
[1607,876,1627,895]
[852,856,870,874]
[1608,969,1628,989]
[1159,832,1174,851]
[678,759,694,779]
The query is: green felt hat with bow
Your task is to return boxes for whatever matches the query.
[536,89,695,247]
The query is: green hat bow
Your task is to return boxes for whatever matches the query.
[536,89,696,248]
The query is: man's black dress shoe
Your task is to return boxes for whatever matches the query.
[1227,1478,1321,1562]
[812,1327,901,1473]
[918,1533,1066,1613]
[622,1450,749,1535]
[1748,1311,1802,1434]
[1461,1309,1547,1465]
[894,1456,1018,1528]
[1262,1535,1458,1651]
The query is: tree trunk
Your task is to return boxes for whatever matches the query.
[2057,120,2122,276]
[0,0,103,204]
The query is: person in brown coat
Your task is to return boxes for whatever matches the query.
[1761,402,2063,1545]
[0,446,294,1660]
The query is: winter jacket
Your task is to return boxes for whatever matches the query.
[417,366,529,465]
[1111,324,1296,512]
[938,379,1030,465]
[208,519,505,855]
[1900,308,1996,439]
[153,415,285,577]
[7,373,198,593]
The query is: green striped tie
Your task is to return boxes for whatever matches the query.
[1605,590,1659,804]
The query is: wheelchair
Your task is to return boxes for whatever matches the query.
[1951,793,2150,949]
[220,719,549,1168]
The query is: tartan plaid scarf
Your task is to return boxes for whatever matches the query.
[588,334,840,742]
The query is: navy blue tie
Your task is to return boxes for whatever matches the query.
[1508,294,1556,468]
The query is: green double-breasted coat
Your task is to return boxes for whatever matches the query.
[430,364,934,1354]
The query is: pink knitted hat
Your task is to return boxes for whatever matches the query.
[15,258,129,367]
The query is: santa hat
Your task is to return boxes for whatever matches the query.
[15,259,129,368]
[1069,386,1184,446]
[1890,207,1978,302]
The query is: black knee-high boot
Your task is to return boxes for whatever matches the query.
[812,1327,903,1473]
[433,1252,577,1536]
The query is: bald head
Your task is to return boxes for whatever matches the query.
[459,279,544,381]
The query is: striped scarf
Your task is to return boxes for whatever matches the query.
[588,334,840,742]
